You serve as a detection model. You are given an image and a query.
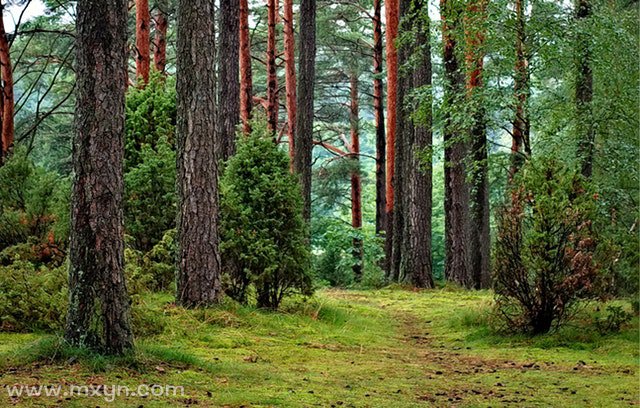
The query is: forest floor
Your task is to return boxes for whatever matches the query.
[0,288,638,407]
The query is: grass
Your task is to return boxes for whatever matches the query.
[0,289,638,407]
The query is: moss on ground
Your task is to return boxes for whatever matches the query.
[0,289,637,407]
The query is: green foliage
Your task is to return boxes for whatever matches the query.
[124,74,177,251]
[0,152,70,256]
[124,229,177,295]
[125,73,177,170]
[312,217,384,288]
[220,120,312,309]
[0,261,67,332]
[494,158,599,334]
[124,139,176,251]
[594,305,633,335]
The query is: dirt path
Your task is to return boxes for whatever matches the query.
[326,289,639,408]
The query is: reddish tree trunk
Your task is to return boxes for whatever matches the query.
[0,6,13,161]
[135,0,151,84]
[384,0,399,276]
[266,0,279,134]
[284,0,296,167]
[239,0,253,134]
[373,0,386,235]
[153,0,168,74]
[349,73,363,281]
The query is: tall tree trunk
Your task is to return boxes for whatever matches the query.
[153,0,168,74]
[510,0,531,178]
[390,0,410,282]
[217,0,240,161]
[441,0,471,287]
[239,0,253,134]
[384,0,399,278]
[466,0,490,289]
[135,0,151,84]
[373,0,386,235]
[403,0,434,288]
[294,0,316,222]
[175,0,222,307]
[65,0,133,355]
[284,0,296,167]
[266,0,279,133]
[575,0,594,178]
[349,73,363,281]
[0,5,14,162]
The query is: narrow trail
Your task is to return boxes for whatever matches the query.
[326,289,638,408]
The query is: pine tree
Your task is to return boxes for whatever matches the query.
[175,0,222,307]
[65,0,134,355]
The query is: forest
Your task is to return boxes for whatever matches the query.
[0,0,638,406]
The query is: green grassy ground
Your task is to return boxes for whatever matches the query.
[0,289,638,407]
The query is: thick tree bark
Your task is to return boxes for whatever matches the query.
[153,0,168,74]
[390,0,410,282]
[373,0,386,235]
[294,0,316,222]
[135,0,151,84]
[510,0,531,178]
[575,0,594,178]
[266,0,279,134]
[175,0,222,307]
[441,0,471,287]
[402,0,434,288]
[349,73,363,281]
[284,0,296,167]
[239,0,253,134]
[217,0,240,161]
[0,5,14,162]
[65,0,134,355]
[466,0,490,289]
[384,0,399,278]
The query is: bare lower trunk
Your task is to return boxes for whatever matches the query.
[153,0,168,74]
[466,0,490,289]
[175,0,222,307]
[441,0,471,287]
[239,0,253,134]
[403,0,434,288]
[373,0,386,235]
[65,0,133,355]
[0,6,14,161]
[217,0,240,161]
[293,0,316,222]
[266,0,279,134]
[575,0,594,178]
[135,0,151,84]
[510,0,530,179]
[284,0,296,168]
[349,74,363,281]
[384,0,399,278]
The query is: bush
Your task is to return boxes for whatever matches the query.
[124,229,176,294]
[0,261,68,332]
[124,140,176,251]
[493,158,599,334]
[312,218,384,288]
[125,72,176,171]
[0,152,70,258]
[594,305,633,334]
[220,120,312,309]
